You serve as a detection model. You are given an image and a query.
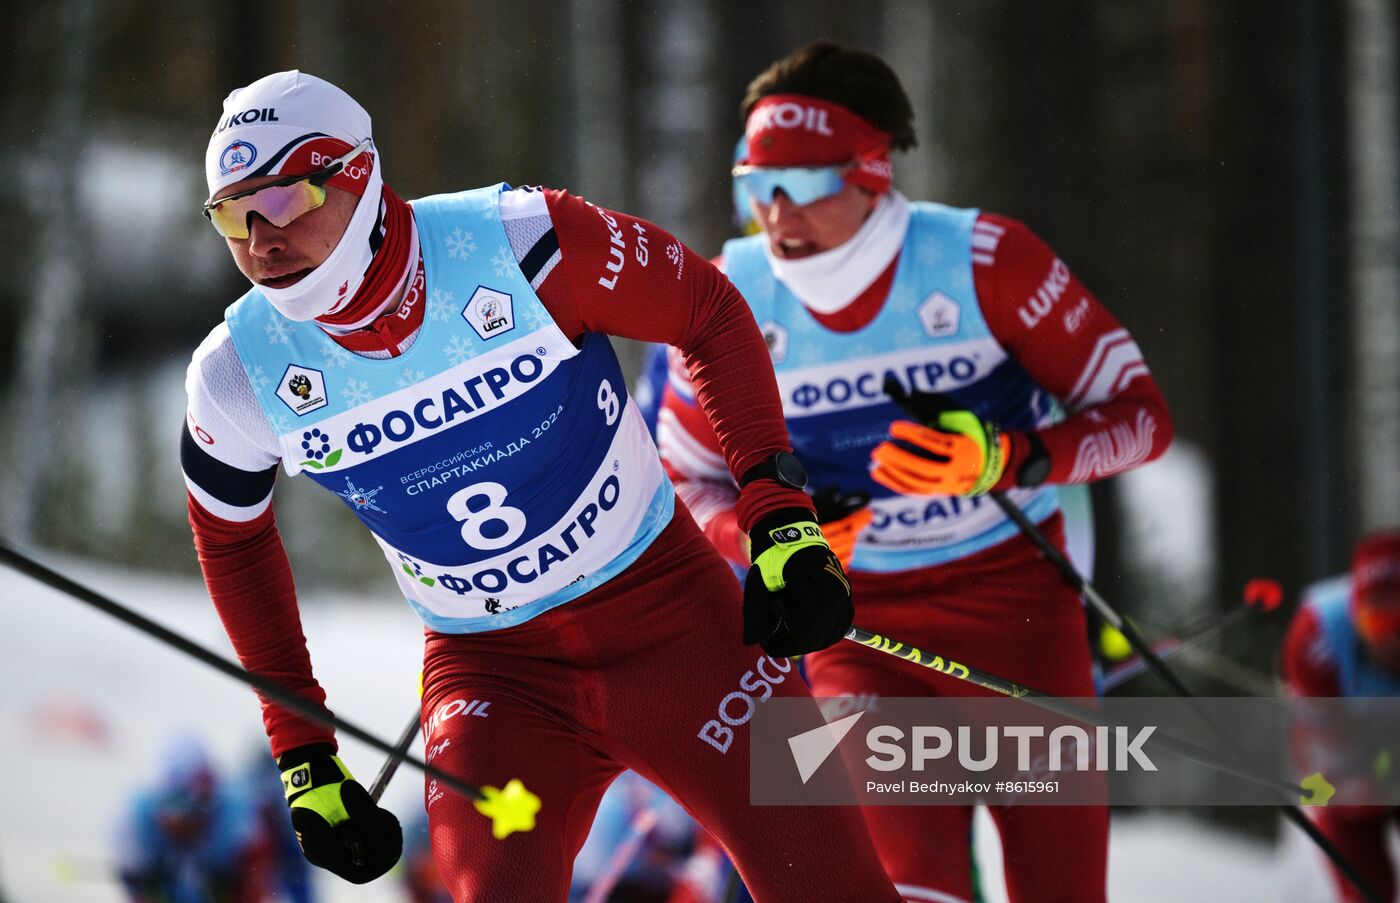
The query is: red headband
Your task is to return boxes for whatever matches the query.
[1353,530,1400,613]
[275,136,374,197]
[743,94,894,193]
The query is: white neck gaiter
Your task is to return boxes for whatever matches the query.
[317,210,419,334]
[763,191,911,314]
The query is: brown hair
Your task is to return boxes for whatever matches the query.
[741,42,917,151]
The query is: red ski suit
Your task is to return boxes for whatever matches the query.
[183,188,899,902]
[659,210,1174,903]
[1283,594,1400,903]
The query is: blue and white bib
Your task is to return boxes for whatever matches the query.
[722,202,1058,572]
[1306,577,1400,697]
[224,185,673,633]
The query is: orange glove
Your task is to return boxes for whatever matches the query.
[809,486,873,569]
[870,412,1010,496]
[820,508,874,568]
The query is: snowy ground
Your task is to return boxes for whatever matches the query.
[0,555,1369,902]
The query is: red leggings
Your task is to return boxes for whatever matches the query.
[419,511,899,903]
[1314,807,1398,902]
[804,514,1109,903]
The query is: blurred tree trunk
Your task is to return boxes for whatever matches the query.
[1292,0,1344,579]
[4,0,100,545]
[568,0,628,206]
[879,1,936,201]
[1345,0,1400,533]
[1204,3,1332,603]
[633,0,719,245]
[610,0,722,380]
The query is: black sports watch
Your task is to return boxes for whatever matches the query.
[739,451,809,490]
[1015,433,1052,488]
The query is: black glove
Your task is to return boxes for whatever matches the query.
[809,486,872,525]
[278,744,402,884]
[743,508,855,657]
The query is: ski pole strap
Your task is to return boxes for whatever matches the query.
[282,755,353,802]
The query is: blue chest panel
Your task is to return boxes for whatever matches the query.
[722,203,1058,571]
[224,185,673,632]
[1308,581,1400,697]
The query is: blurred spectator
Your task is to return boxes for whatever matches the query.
[569,772,697,903]
[401,812,450,903]
[239,748,315,903]
[1282,529,1400,902]
[114,736,260,903]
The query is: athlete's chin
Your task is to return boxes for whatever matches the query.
[258,268,313,289]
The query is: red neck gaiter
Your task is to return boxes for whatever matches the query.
[317,186,423,355]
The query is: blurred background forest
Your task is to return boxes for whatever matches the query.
[0,0,1397,889]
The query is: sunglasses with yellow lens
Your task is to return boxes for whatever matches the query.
[202,139,370,239]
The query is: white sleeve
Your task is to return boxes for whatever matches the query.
[182,323,281,521]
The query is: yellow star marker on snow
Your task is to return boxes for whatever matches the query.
[1299,772,1335,807]
[474,779,542,838]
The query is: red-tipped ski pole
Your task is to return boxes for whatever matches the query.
[582,802,663,903]
[983,493,1380,903]
[882,380,1378,899]
[1101,578,1283,692]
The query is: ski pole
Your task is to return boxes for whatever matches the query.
[881,380,1379,899]
[1103,630,1280,696]
[844,625,1330,802]
[1100,636,1181,693]
[581,801,663,903]
[1101,578,1283,692]
[368,708,422,803]
[0,539,540,840]
[981,492,1381,903]
[1169,647,1279,697]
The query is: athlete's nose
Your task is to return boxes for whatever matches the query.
[766,190,809,236]
[245,213,288,257]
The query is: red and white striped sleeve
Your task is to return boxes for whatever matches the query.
[974,214,1174,487]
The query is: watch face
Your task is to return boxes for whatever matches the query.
[1019,456,1051,488]
[776,453,808,489]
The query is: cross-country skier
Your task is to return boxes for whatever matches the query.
[181,70,899,901]
[656,43,1175,903]
[1283,529,1400,902]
